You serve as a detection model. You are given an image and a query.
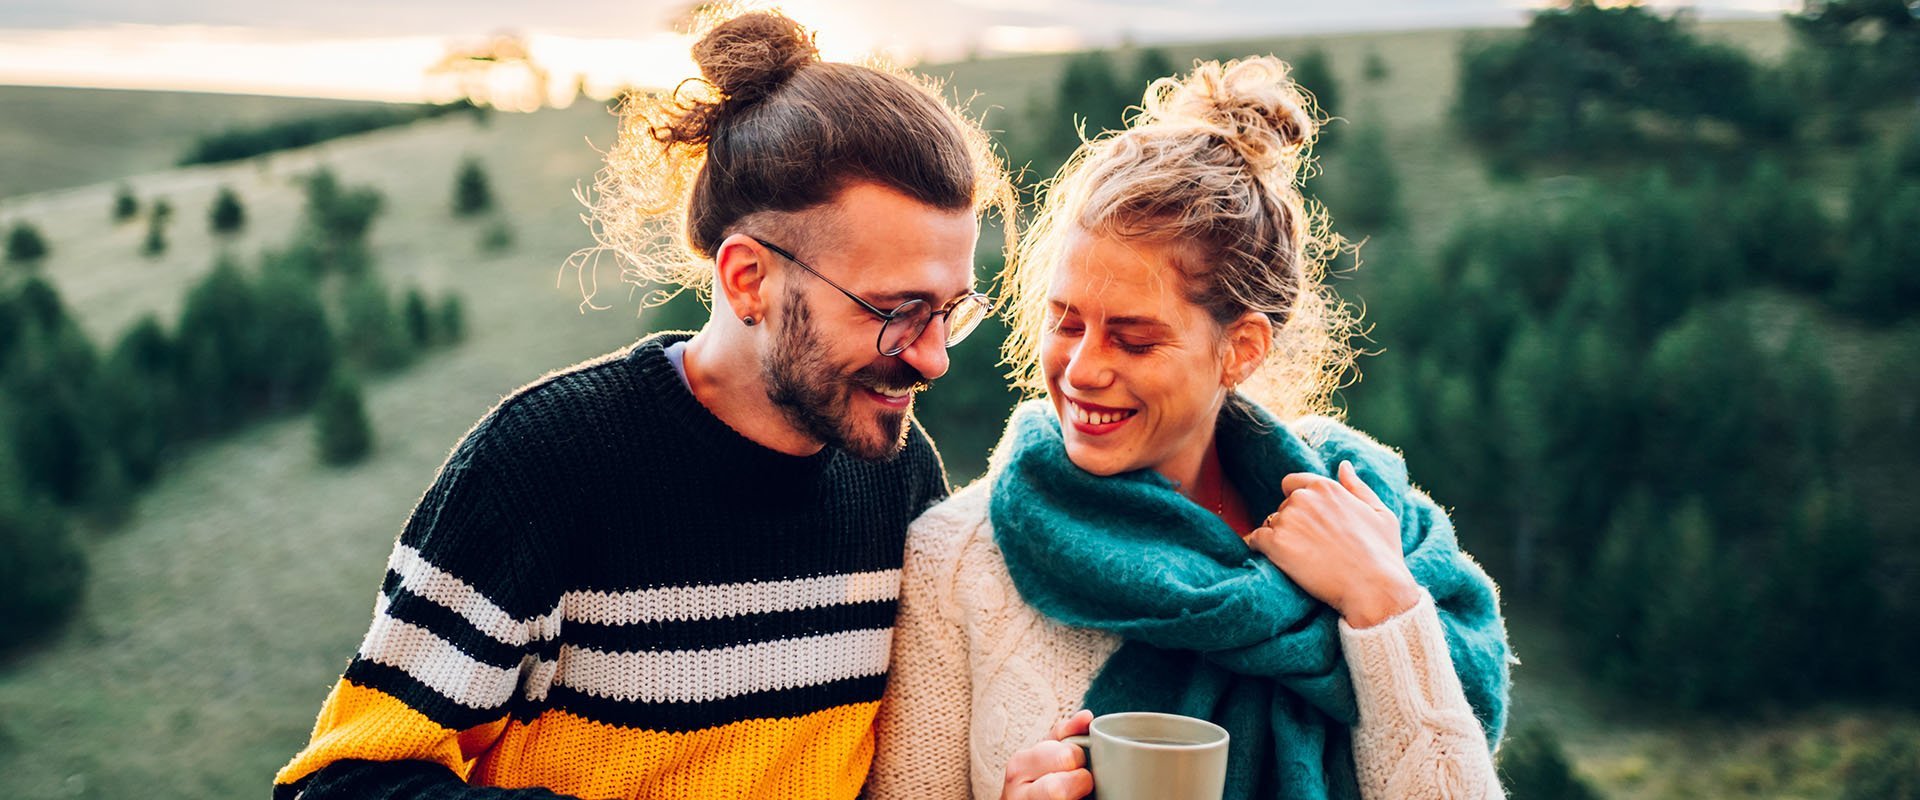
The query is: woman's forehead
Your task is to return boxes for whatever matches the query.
[1052,230,1194,315]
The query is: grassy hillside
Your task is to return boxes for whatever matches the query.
[0,85,409,200]
[0,99,649,797]
[0,20,1909,800]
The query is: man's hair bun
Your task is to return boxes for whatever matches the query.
[693,11,819,108]
[656,11,820,148]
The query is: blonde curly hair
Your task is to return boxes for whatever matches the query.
[1001,56,1357,420]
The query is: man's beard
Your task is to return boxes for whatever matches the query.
[762,290,930,460]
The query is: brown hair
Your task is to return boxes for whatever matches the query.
[1002,56,1357,420]
[569,9,1012,310]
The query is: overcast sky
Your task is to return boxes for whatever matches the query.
[1,0,1792,41]
[0,0,1795,100]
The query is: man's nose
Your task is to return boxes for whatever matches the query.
[896,325,951,382]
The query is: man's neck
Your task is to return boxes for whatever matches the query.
[678,328,827,457]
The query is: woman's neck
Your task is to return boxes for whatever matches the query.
[1172,441,1254,535]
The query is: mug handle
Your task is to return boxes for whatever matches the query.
[1063,735,1093,769]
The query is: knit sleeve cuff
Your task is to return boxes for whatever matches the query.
[1338,588,1474,725]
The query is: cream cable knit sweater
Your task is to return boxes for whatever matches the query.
[867,482,1504,800]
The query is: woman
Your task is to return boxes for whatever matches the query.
[866,57,1511,800]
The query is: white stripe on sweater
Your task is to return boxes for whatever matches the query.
[551,628,893,704]
[387,544,563,646]
[357,607,526,710]
[559,569,902,625]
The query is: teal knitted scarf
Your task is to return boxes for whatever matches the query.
[988,398,1510,800]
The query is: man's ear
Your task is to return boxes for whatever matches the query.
[714,233,772,325]
[1221,311,1272,388]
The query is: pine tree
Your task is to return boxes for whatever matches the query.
[340,277,410,371]
[1497,726,1602,800]
[102,315,178,486]
[1836,184,1920,324]
[174,257,261,432]
[314,369,373,466]
[0,434,88,650]
[1457,2,1786,160]
[1732,160,1833,292]
[1328,124,1402,232]
[1133,48,1178,96]
[209,186,246,235]
[303,167,384,253]
[141,209,168,258]
[5,221,49,265]
[453,156,494,217]
[479,219,515,254]
[112,184,139,223]
[1363,49,1390,83]
[1047,50,1130,164]
[402,287,432,348]
[253,269,338,410]
[1638,499,1733,707]
[1289,48,1340,124]
[436,293,468,344]
[3,278,107,508]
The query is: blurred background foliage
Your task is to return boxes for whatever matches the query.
[0,1,1917,797]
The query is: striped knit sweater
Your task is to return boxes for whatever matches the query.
[274,332,951,799]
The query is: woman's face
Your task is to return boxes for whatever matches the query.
[1041,229,1231,483]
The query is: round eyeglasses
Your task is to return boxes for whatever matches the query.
[751,237,996,357]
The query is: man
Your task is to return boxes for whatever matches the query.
[273,9,1009,798]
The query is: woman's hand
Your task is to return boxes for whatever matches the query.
[1245,460,1422,628]
[1002,709,1094,800]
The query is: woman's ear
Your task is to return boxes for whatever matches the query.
[1221,311,1272,388]
[714,233,771,326]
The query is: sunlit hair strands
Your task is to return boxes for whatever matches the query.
[1003,56,1358,421]
[567,7,1014,312]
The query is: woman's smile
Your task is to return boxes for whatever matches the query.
[1063,396,1139,434]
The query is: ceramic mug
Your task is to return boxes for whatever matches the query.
[1062,711,1230,800]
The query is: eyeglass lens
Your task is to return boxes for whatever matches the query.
[877,296,991,356]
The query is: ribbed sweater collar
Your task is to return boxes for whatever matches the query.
[623,332,838,483]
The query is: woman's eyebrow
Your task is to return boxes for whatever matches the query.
[1103,315,1172,331]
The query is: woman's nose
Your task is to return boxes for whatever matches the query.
[1063,339,1111,390]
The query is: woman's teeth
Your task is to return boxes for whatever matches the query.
[1069,400,1135,426]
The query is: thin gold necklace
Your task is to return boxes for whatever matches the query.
[1203,452,1226,517]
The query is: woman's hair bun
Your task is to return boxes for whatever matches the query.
[1144,56,1317,174]
[692,11,820,108]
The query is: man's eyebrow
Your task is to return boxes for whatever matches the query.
[867,290,940,306]
[869,285,977,307]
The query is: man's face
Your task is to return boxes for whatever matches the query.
[759,182,979,460]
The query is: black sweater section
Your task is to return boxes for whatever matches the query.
[279,332,951,800]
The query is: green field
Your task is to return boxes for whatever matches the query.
[0,20,1909,800]
[0,85,410,200]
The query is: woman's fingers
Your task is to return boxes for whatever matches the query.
[1026,768,1094,800]
[1048,709,1093,741]
[1279,471,1338,497]
[1004,721,1093,800]
[1336,460,1391,513]
[1006,739,1086,781]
